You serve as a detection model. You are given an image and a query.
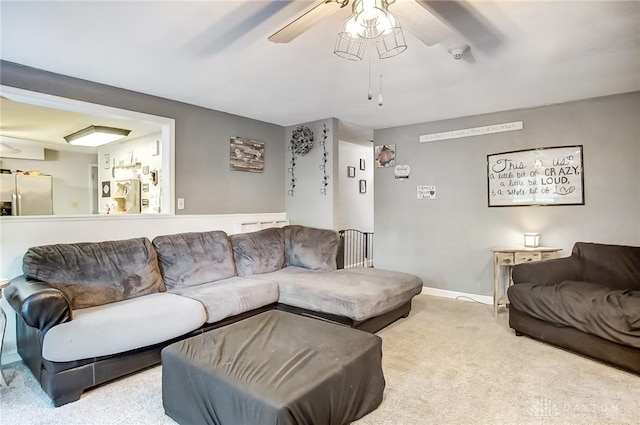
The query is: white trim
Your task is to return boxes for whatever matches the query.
[88,163,98,214]
[1,351,20,365]
[0,212,287,279]
[0,136,46,159]
[0,85,172,125]
[0,211,286,224]
[421,286,492,305]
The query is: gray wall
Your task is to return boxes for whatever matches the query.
[0,61,285,214]
[337,140,374,232]
[285,118,339,229]
[373,92,640,297]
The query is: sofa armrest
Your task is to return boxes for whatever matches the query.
[5,275,72,335]
[511,256,582,286]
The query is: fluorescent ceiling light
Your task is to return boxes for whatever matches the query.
[64,125,131,147]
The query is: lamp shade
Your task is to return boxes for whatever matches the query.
[64,125,131,147]
[375,13,407,59]
[524,233,540,248]
[334,17,366,60]
[353,0,387,39]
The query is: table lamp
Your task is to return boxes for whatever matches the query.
[524,233,540,248]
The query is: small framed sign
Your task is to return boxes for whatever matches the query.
[347,166,356,178]
[359,179,367,194]
[101,181,111,198]
[230,137,265,173]
[417,185,436,200]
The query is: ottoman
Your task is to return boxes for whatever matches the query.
[161,310,385,425]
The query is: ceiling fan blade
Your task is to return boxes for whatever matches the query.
[392,0,453,46]
[415,0,504,52]
[268,0,346,44]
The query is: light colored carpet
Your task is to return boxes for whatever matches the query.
[1,295,637,425]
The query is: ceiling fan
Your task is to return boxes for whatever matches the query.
[268,0,502,53]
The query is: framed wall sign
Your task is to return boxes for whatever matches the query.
[101,181,111,198]
[487,145,584,207]
[374,144,395,168]
[230,137,265,172]
[347,166,356,178]
[359,179,367,194]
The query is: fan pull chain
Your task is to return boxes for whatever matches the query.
[378,59,384,106]
[367,41,373,100]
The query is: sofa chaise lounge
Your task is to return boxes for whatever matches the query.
[5,225,423,406]
[508,242,640,374]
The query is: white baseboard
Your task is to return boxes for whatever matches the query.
[421,286,492,305]
[1,351,20,365]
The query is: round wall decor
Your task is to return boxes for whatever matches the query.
[291,126,314,156]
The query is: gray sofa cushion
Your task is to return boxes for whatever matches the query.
[229,228,285,276]
[170,276,279,323]
[509,280,640,348]
[23,237,165,310]
[42,293,207,362]
[254,266,423,321]
[284,225,340,271]
[153,231,236,289]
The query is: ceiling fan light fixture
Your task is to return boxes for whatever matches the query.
[343,15,361,37]
[335,0,405,60]
[352,0,392,39]
[376,14,407,59]
[333,0,405,101]
[377,10,397,35]
[334,17,366,60]
[64,125,131,147]
[353,0,387,25]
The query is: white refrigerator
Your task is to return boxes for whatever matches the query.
[0,173,53,216]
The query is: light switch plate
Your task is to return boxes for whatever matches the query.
[177,198,185,210]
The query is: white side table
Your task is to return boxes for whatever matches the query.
[491,246,561,317]
[0,279,10,387]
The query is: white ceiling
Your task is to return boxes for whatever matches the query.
[1,0,639,132]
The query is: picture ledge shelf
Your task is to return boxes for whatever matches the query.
[114,162,141,169]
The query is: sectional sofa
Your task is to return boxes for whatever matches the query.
[5,225,423,406]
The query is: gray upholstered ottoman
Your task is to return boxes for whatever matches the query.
[161,310,385,425]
